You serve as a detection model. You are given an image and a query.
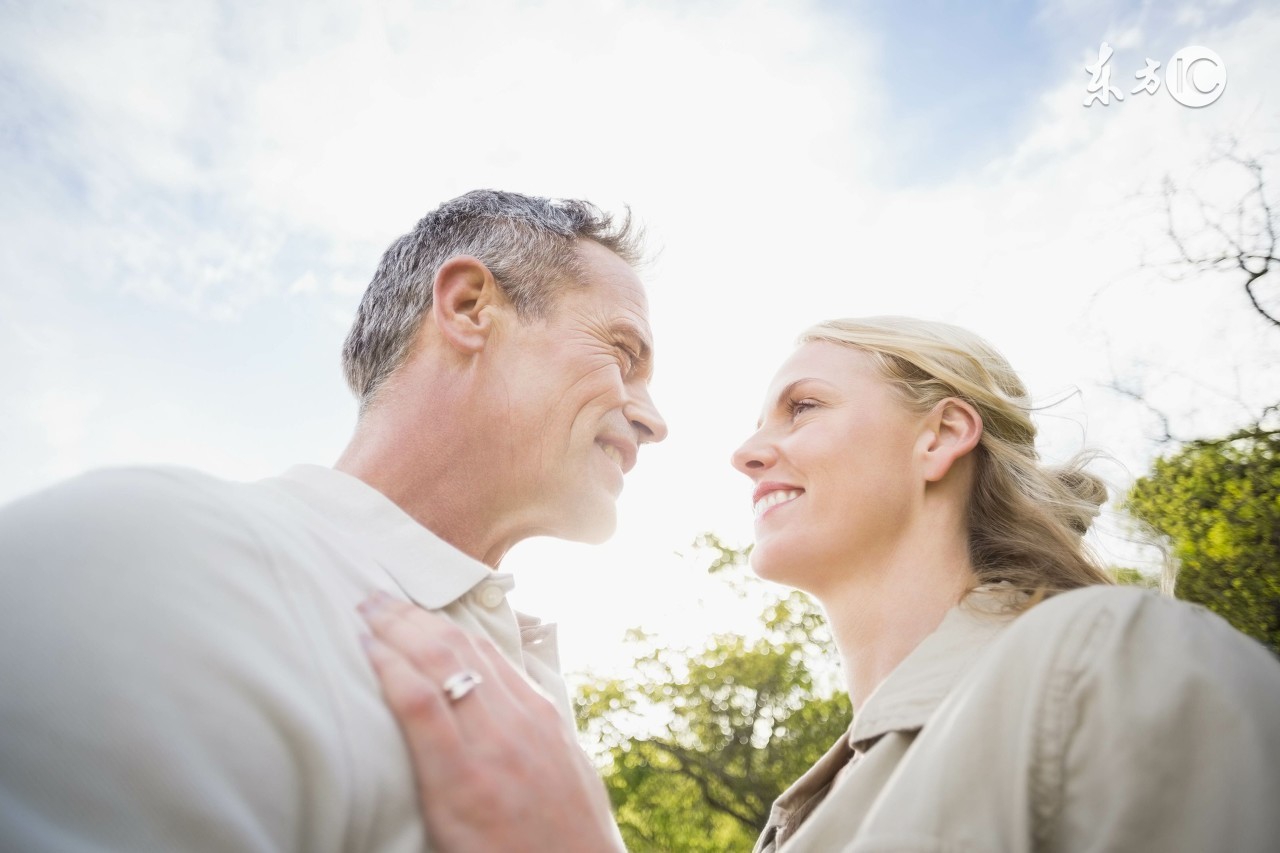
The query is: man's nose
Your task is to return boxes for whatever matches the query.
[627,385,668,445]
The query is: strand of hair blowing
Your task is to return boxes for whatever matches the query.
[967,445,1113,601]
[801,318,1113,606]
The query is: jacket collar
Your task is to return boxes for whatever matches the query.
[759,587,1024,850]
[268,464,494,610]
[848,585,1022,750]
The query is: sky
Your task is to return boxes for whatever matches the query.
[2,0,1279,683]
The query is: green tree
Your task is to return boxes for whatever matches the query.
[1109,566,1160,590]
[1126,424,1280,653]
[575,535,851,852]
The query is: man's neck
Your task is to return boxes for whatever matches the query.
[335,415,518,569]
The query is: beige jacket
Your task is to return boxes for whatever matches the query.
[757,586,1280,852]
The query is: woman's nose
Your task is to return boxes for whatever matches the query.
[731,430,775,475]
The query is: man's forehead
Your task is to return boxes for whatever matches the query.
[560,240,654,342]
[583,271,652,335]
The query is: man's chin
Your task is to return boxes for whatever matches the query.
[558,502,619,545]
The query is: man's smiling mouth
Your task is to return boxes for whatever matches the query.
[600,443,625,470]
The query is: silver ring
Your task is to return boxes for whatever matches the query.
[442,669,484,702]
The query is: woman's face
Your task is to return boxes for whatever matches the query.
[731,341,927,593]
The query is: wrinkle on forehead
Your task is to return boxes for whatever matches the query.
[559,275,656,372]
[550,241,657,386]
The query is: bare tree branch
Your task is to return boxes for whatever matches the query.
[1161,149,1280,327]
[1104,380,1178,444]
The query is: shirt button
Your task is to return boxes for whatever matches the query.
[475,583,505,609]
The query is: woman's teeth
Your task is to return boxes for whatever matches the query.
[754,489,802,517]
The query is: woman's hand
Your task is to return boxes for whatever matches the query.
[358,593,624,853]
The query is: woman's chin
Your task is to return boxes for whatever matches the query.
[748,542,807,588]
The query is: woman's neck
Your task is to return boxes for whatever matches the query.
[818,534,975,710]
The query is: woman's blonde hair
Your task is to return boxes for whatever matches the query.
[799,316,1113,602]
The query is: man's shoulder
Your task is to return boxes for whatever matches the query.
[0,468,372,851]
[2,464,293,534]
[6,464,244,511]
[0,465,301,588]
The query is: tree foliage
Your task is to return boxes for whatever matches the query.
[575,535,850,852]
[1115,143,1280,653]
[1110,566,1161,590]
[1126,424,1280,653]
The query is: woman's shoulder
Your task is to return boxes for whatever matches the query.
[1027,583,1177,621]
[1018,584,1253,640]
[991,584,1280,699]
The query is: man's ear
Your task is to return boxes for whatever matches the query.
[920,398,983,483]
[431,255,503,354]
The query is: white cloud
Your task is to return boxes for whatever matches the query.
[2,0,1278,676]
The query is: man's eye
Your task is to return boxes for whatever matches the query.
[615,345,636,373]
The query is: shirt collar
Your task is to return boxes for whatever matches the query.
[848,586,1023,750]
[268,464,493,610]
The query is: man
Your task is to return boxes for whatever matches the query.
[0,190,666,851]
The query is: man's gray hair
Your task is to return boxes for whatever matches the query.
[342,189,643,411]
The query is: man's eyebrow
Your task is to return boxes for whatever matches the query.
[611,322,653,362]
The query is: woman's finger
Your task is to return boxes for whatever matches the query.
[360,631,466,775]
[357,593,625,852]
[358,594,527,733]
[360,594,473,677]
[360,593,550,709]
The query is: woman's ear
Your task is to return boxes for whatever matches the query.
[432,255,502,354]
[921,398,983,483]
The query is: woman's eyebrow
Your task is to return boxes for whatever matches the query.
[757,378,826,428]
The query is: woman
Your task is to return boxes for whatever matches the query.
[359,317,1280,851]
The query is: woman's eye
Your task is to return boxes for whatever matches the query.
[788,398,818,417]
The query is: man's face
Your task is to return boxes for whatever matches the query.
[486,240,667,543]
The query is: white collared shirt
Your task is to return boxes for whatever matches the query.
[0,464,571,852]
